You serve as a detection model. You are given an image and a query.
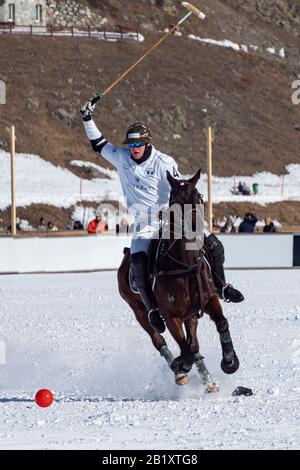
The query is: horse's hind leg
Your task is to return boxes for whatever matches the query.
[128,301,175,372]
[118,254,176,375]
[205,295,239,374]
[185,317,219,393]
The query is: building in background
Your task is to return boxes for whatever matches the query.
[0,0,46,26]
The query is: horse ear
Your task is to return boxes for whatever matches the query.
[188,169,201,186]
[166,170,179,187]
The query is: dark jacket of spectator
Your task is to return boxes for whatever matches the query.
[73,220,84,230]
[238,213,258,233]
[263,218,277,233]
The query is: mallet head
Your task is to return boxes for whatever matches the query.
[181,2,206,20]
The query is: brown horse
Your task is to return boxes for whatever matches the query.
[118,169,239,392]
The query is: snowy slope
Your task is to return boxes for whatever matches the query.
[0,150,300,211]
[0,270,299,449]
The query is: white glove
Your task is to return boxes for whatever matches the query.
[80,99,96,121]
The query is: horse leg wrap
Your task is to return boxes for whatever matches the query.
[194,353,213,385]
[219,329,240,374]
[160,346,174,368]
[219,330,234,362]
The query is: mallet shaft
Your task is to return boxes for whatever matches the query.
[91,3,205,104]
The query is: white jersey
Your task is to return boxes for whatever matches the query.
[84,120,180,213]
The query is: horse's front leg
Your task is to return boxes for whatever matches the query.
[165,316,194,385]
[185,317,219,393]
[205,295,240,374]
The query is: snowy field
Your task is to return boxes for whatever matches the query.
[0,269,299,450]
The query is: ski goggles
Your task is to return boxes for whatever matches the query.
[128,142,145,148]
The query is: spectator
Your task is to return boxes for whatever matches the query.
[37,217,47,231]
[8,218,21,232]
[241,182,251,196]
[233,181,251,196]
[212,218,220,231]
[263,217,277,233]
[220,220,236,234]
[252,183,259,195]
[116,216,130,234]
[87,211,108,234]
[73,220,84,230]
[237,181,244,194]
[238,213,258,233]
[47,221,58,232]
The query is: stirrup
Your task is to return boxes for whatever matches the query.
[222,284,232,303]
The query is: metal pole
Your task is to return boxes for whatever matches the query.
[10,125,16,236]
[207,126,213,232]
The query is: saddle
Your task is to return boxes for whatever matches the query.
[125,235,213,299]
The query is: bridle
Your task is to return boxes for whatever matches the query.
[152,189,205,278]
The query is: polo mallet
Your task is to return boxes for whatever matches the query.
[90,2,206,105]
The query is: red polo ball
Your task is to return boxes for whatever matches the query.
[35,389,54,408]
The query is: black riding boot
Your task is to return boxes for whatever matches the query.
[130,251,166,333]
[205,234,244,303]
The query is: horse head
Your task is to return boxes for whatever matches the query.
[165,169,204,240]
[167,169,203,208]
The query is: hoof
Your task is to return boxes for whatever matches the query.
[175,374,189,386]
[171,356,193,375]
[206,382,220,393]
[221,352,239,374]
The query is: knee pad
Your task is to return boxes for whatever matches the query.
[205,234,225,264]
[130,251,148,288]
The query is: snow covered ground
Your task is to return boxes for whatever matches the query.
[0,151,299,213]
[0,269,299,449]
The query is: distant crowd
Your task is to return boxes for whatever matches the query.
[1,210,278,235]
[215,213,278,234]
[37,211,134,234]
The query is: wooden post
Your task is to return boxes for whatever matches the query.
[207,126,213,232]
[281,174,285,198]
[10,125,16,237]
[80,177,83,198]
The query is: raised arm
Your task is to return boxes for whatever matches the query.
[81,99,120,168]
